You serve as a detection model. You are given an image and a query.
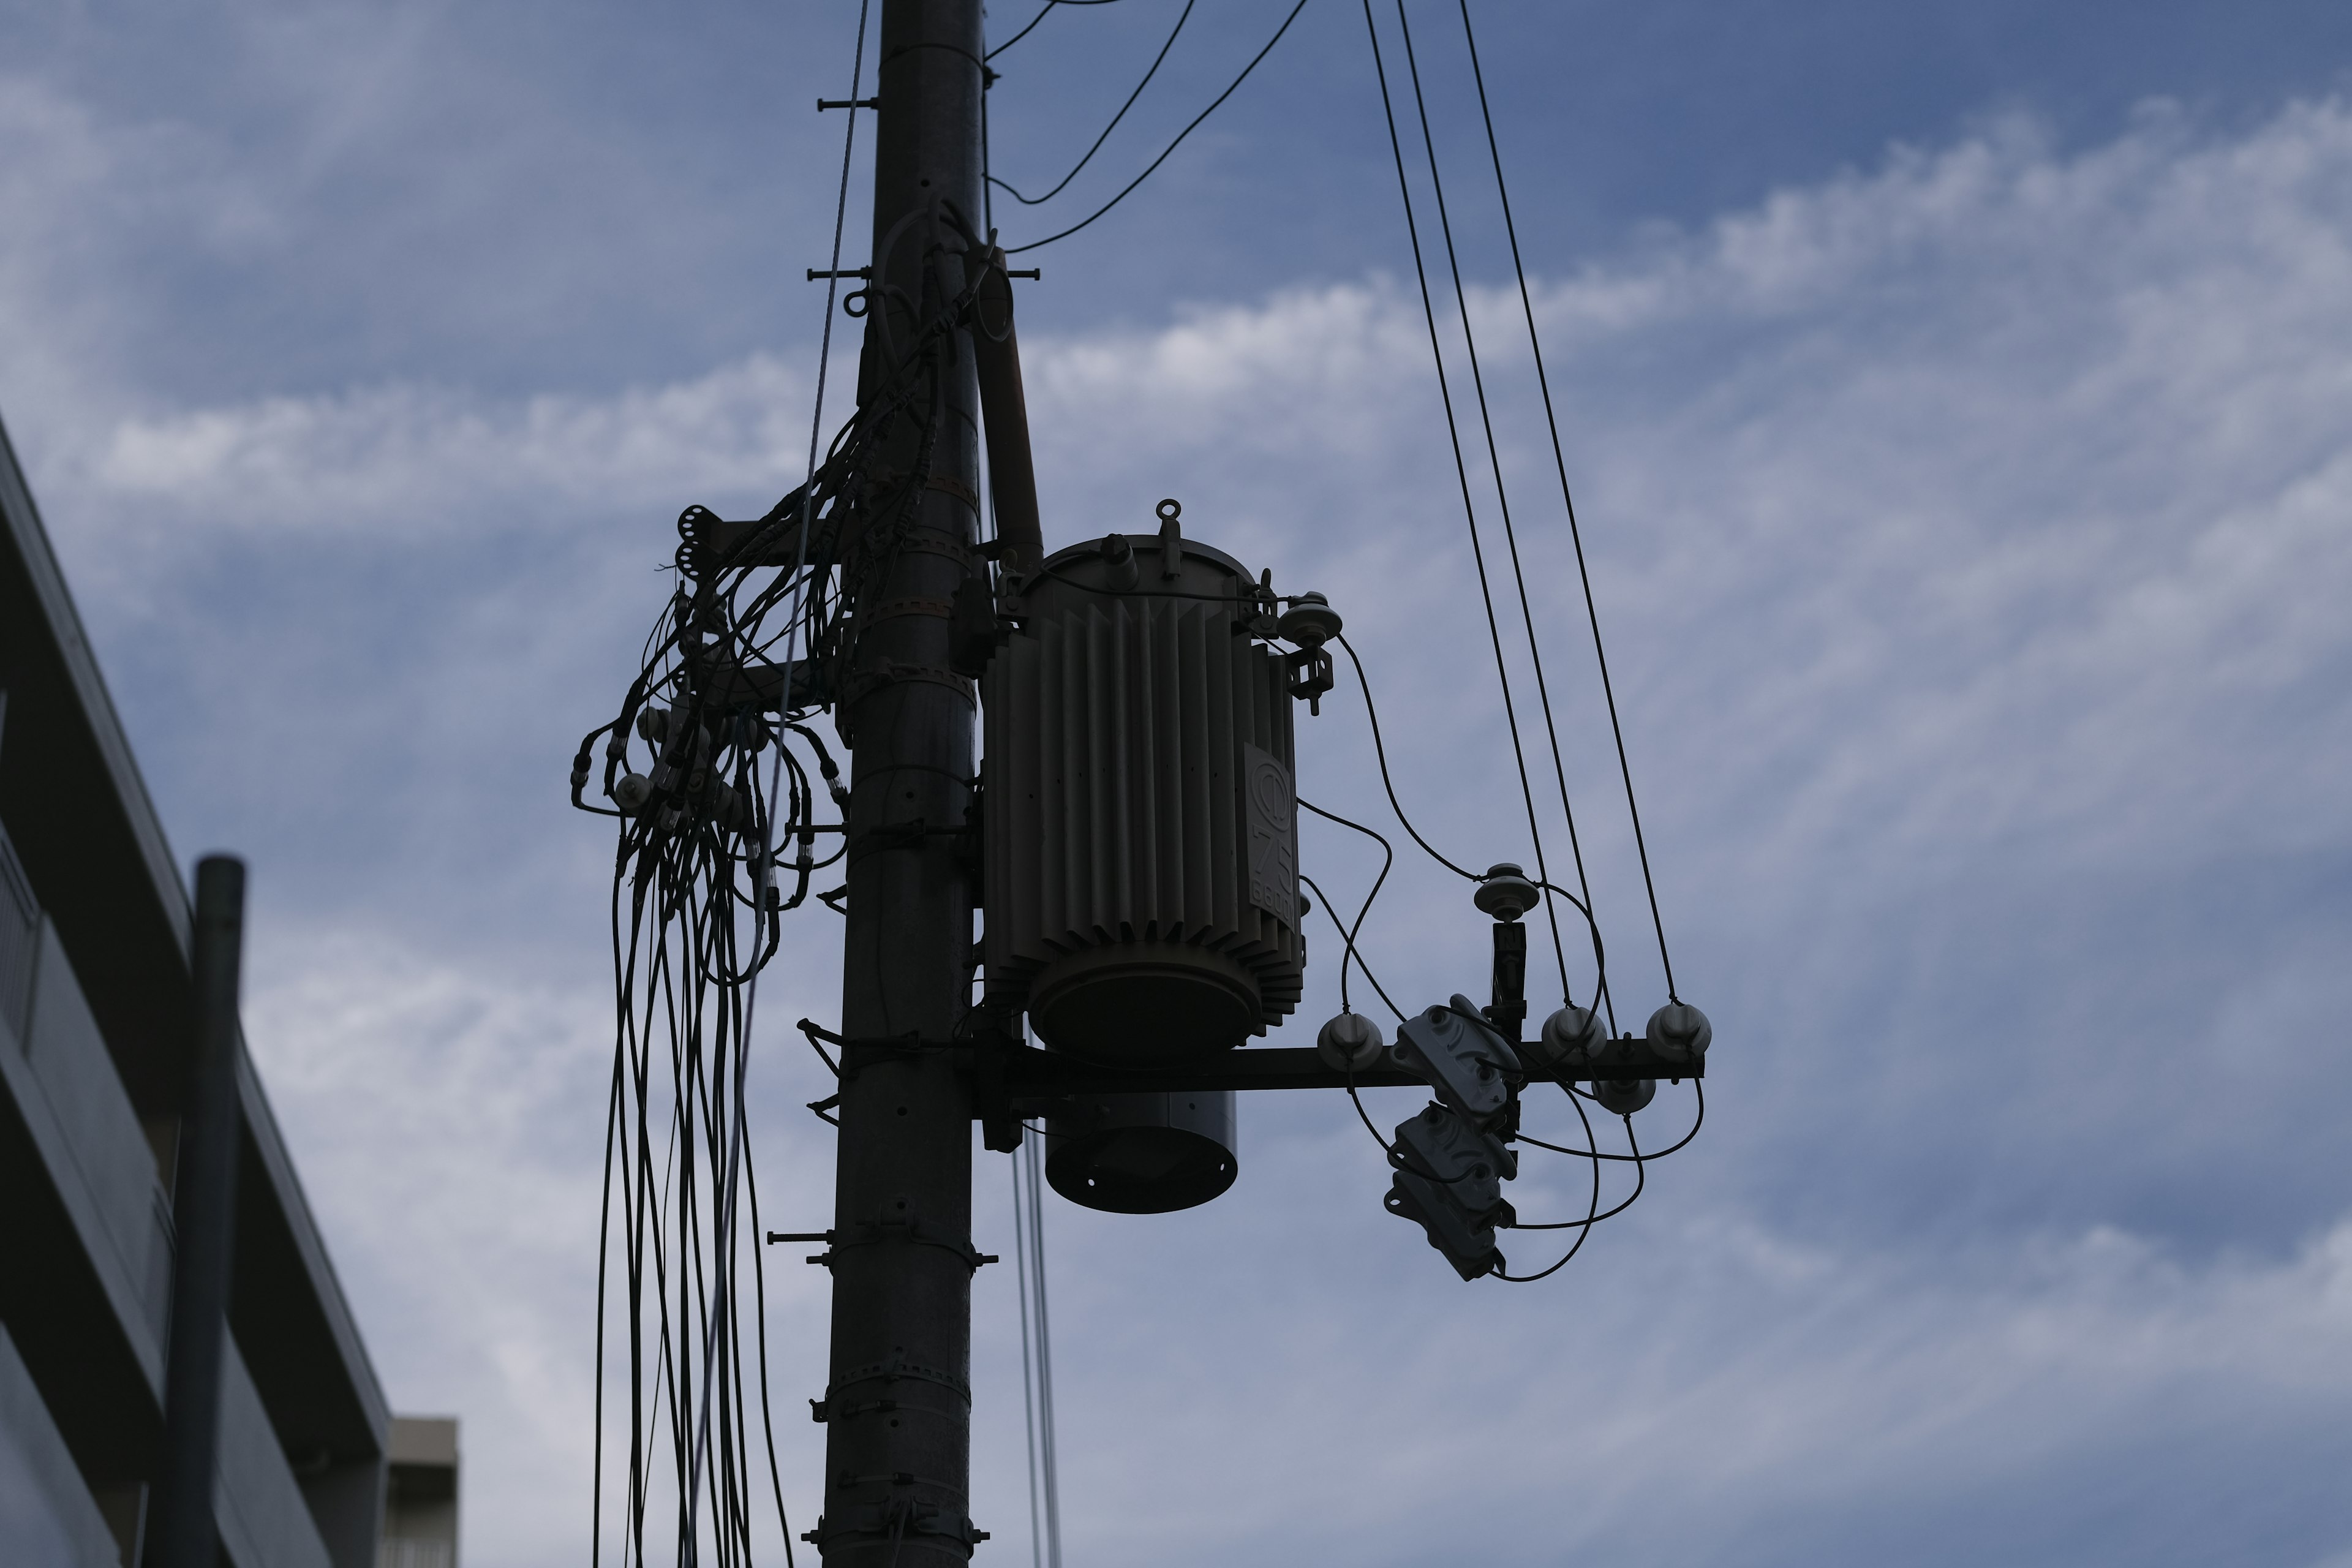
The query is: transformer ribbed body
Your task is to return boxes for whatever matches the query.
[982,535,1303,1061]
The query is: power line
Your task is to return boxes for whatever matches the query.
[1359,0,1575,1016]
[1390,4,1613,1025]
[1334,633,1479,881]
[1383,0,1582,1017]
[1452,0,1681,1004]
[986,0,1130,63]
[1299,871,1408,1022]
[1006,0,1312,254]
[990,1,1196,206]
[1521,1082,1703,1165]
[1496,1111,1635,1282]
[1297,798,1396,1017]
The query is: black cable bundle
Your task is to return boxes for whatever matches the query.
[567,233,1016,1566]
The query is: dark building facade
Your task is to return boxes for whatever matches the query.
[0,408,440,1568]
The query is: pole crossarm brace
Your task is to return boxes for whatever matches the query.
[984,1041,1702,1099]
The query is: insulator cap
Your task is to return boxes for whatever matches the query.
[1316,1010,1386,1072]
[1098,532,1140,591]
[1645,1001,1713,1061]
[1591,1077,1656,1115]
[1277,591,1343,649]
[612,774,652,811]
[1532,1004,1605,1069]
[1473,863,1539,921]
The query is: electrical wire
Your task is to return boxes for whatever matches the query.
[1300,873,1407,1021]
[1496,1112,1640,1281]
[1389,0,1600,1022]
[1298,798,1395,1017]
[1452,0,1679,1003]
[1364,0,1575,1019]
[986,0,1129,62]
[582,4,907,1561]
[1006,0,1312,254]
[1519,1080,1703,1163]
[990,1,1195,206]
[1334,634,1479,881]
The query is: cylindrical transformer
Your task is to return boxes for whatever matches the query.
[982,531,1303,1061]
[1046,1091,1238,1213]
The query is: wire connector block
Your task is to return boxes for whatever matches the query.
[1390,993,1519,1123]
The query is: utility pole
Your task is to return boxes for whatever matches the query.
[571,1,1706,1550]
[818,2,989,1560]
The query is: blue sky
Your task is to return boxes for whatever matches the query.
[5,4,2352,1566]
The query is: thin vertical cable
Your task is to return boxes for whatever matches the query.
[1025,1134,1065,1568]
[1011,1153,1045,1568]
[1454,0,1677,1003]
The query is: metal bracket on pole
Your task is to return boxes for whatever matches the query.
[982,1040,1700,1100]
[802,1500,990,1551]
[807,1210,1000,1272]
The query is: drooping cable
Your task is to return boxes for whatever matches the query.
[1335,634,1479,881]
[1453,0,1678,1003]
[1298,798,1396,1017]
[991,1,1195,206]
[1496,1111,1639,1282]
[1299,872,1407,1022]
[1521,1081,1703,1164]
[1006,0,1312,254]
[986,0,1129,63]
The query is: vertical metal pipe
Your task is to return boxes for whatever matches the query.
[821,2,984,1561]
[149,854,247,1568]
[971,250,1044,575]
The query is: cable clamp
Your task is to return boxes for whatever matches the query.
[828,1352,973,1404]
[801,1499,989,1550]
[924,473,981,510]
[840,661,978,710]
[865,595,957,624]
[818,1210,998,1272]
[895,534,976,569]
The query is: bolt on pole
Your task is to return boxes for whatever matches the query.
[815,2,988,1561]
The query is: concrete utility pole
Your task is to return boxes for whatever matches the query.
[819,2,988,1560]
